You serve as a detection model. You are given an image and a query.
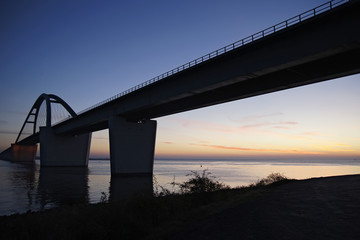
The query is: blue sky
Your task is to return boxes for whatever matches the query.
[1,0,359,159]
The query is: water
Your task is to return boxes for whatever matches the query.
[0,158,359,216]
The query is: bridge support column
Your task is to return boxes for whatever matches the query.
[39,127,91,167]
[109,116,157,175]
[11,144,37,163]
[0,144,37,163]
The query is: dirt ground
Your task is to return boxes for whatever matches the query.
[171,174,360,240]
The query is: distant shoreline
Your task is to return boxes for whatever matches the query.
[88,157,360,165]
[23,156,360,163]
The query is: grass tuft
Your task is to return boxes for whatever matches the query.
[250,172,291,187]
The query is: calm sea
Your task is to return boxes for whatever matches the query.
[0,158,359,216]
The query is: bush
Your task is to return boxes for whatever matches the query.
[178,169,229,194]
[251,173,289,187]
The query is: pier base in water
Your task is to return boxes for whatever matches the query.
[1,144,38,163]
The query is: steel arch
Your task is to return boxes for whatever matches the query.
[15,93,77,143]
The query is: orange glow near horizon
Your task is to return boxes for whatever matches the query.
[82,134,360,159]
[154,141,360,160]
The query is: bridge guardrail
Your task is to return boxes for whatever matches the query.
[78,0,348,115]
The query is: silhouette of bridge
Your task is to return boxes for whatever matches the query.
[1,0,360,175]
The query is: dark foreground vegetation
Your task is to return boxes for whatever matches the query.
[0,172,291,240]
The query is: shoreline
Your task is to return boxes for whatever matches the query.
[1,174,359,239]
[1,158,359,217]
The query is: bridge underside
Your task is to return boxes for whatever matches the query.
[127,48,360,120]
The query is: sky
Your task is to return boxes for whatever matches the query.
[1,0,359,160]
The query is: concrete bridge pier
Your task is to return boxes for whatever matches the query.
[0,144,37,163]
[39,127,91,167]
[11,144,37,163]
[108,116,157,175]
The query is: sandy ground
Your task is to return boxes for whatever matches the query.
[171,174,360,240]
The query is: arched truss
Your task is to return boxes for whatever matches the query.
[15,93,77,143]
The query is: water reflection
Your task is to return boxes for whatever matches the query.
[37,167,89,209]
[110,174,153,201]
[0,159,155,215]
[5,163,39,213]
[1,158,359,216]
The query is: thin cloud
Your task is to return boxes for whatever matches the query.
[0,120,8,124]
[334,143,352,147]
[4,110,27,116]
[239,123,271,129]
[190,143,319,154]
[0,130,18,135]
[178,118,298,133]
[281,121,298,125]
[162,142,174,145]
[229,112,283,123]
[191,143,263,151]
[239,121,298,130]
[272,126,290,129]
[179,119,234,133]
[316,143,355,152]
[264,130,321,141]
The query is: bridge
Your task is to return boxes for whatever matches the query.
[1,0,360,175]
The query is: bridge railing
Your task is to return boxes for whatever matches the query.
[78,0,349,115]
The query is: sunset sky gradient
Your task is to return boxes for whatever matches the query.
[1,0,359,160]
